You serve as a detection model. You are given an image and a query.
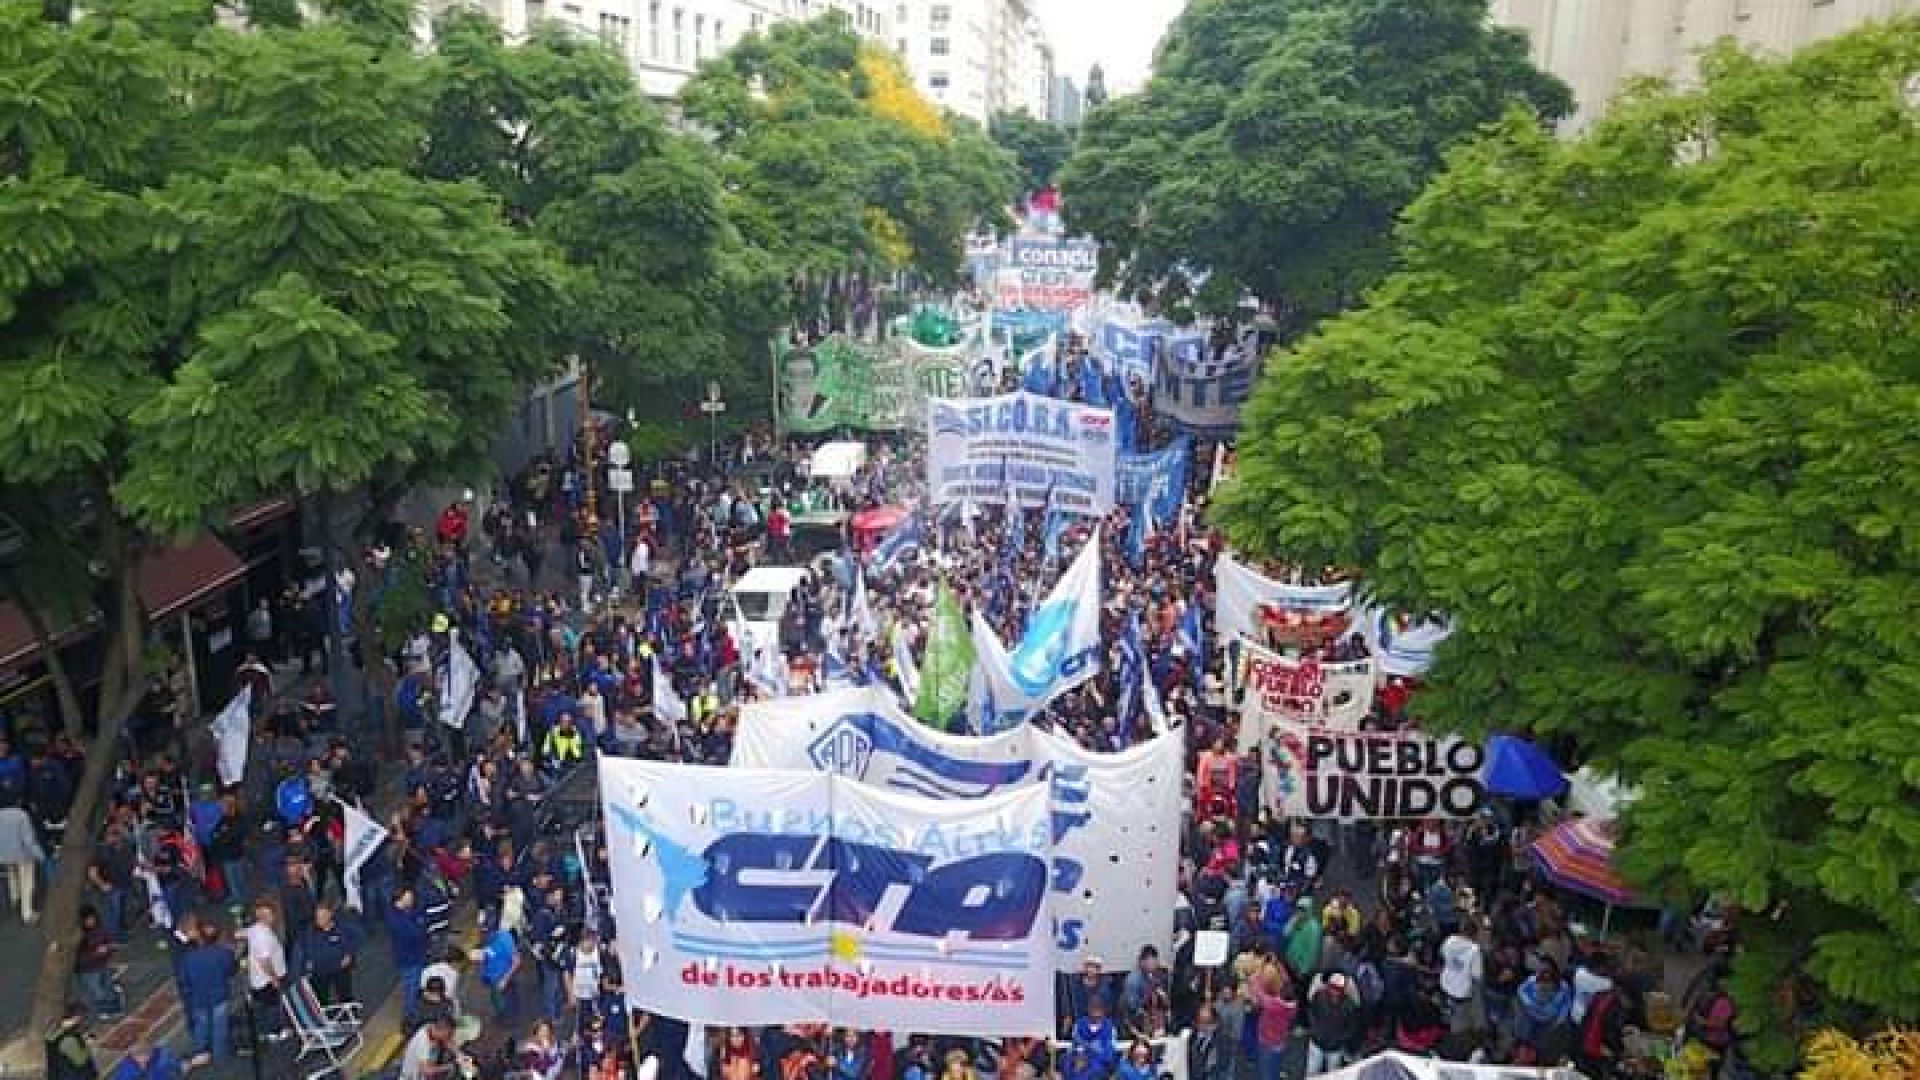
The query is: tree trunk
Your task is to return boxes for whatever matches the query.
[0,578,86,739]
[26,552,148,1043]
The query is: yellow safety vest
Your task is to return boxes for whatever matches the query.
[544,728,584,763]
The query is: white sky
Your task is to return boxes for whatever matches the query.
[1038,0,1187,96]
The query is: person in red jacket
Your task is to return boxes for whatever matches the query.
[435,502,470,548]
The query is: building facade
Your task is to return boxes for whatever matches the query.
[1048,73,1082,127]
[422,0,896,99]
[890,0,1056,125]
[1490,0,1920,130]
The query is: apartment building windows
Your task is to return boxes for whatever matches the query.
[930,36,949,56]
[673,7,684,63]
[929,72,949,89]
[929,3,948,29]
[598,11,630,47]
[714,18,724,48]
[650,1,661,56]
[694,12,705,59]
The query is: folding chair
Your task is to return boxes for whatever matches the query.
[280,977,365,1080]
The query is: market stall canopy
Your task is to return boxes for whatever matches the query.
[1482,734,1569,800]
[851,506,909,552]
[1530,817,1635,907]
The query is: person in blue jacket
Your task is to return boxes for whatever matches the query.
[299,903,362,1007]
[109,1040,182,1080]
[1071,997,1120,1078]
[179,921,238,1064]
[386,886,430,1025]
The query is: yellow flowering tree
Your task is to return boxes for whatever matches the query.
[859,45,946,139]
[1799,1029,1920,1080]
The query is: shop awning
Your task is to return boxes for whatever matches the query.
[0,601,97,671]
[228,498,295,531]
[138,537,248,621]
[1,537,245,670]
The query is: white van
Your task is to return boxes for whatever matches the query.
[728,566,812,656]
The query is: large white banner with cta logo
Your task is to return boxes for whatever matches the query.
[732,687,1182,971]
[600,758,1055,1036]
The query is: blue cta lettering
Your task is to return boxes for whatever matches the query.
[694,834,1048,942]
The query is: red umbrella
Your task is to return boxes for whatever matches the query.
[1530,818,1634,907]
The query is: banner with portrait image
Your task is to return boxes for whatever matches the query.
[1263,727,1487,821]
[1235,639,1375,749]
[600,758,1055,1036]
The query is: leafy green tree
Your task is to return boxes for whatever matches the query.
[420,12,767,417]
[681,16,1016,331]
[990,110,1074,192]
[0,0,554,1037]
[1216,22,1920,1065]
[1060,0,1568,330]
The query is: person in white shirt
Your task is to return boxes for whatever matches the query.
[568,929,605,1006]
[1569,951,1615,1024]
[0,803,46,923]
[421,955,463,1017]
[1438,921,1485,1034]
[240,903,290,1042]
[628,535,651,591]
[400,1017,462,1080]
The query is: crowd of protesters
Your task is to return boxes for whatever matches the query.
[1,333,1746,1080]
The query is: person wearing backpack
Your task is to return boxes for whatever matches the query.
[1576,986,1627,1076]
[45,1003,100,1080]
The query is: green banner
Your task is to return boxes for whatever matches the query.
[779,335,914,433]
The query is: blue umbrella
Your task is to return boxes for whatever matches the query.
[1482,735,1569,799]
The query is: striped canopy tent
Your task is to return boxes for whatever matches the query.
[1530,817,1634,907]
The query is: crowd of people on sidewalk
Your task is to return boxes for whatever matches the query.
[2,331,1748,1080]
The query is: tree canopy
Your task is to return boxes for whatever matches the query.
[0,0,571,1035]
[419,10,773,422]
[680,16,1017,293]
[1059,0,1568,328]
[1215,22,1920,1064]
[990,111,1074,193]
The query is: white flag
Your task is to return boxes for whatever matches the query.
[652,655,688,728]
[210,685,252,788]
[341,800,389,913]
[575,828,600,934]
[438,638,479,730]
[848,568,878,647]
[891,624,921,705]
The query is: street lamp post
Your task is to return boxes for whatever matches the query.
[699,380,727,468]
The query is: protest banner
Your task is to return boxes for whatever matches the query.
[1356,606,1455,677]
[997,235,1098,311]
[1234,639,1376,749]
[1115,436,1193,526]
[1215,552,1355,643]
[601,758,1055,1036]
[1263,727,1487,821]
[1096,316,1171,385]
[732,685,1183,971]
[926,391,1118,514]
[1155,334,1257,436]
[780,336,915,432]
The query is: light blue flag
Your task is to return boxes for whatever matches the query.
[1006,527,1104,706]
